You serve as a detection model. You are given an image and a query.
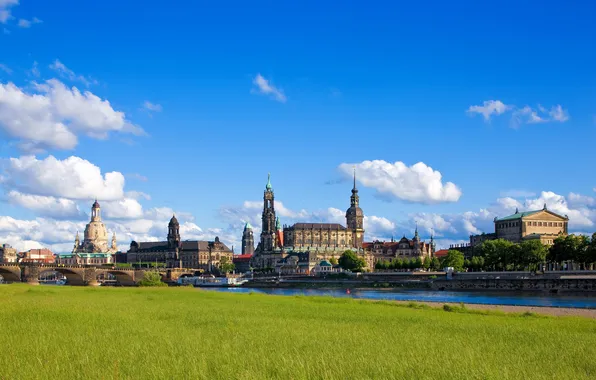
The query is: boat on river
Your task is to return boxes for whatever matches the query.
[177,275,248,287]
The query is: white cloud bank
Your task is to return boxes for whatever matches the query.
[0,78,145,152]
[338,160,462,204]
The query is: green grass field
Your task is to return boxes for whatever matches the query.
[1,285,595,380]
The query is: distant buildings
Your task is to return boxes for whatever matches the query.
[468,204,569,249]
[127,215,233,270]
[249,172,435,273]
[19,248,55,264]
[0,244,17,263]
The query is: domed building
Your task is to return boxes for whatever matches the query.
[57,200,117,265]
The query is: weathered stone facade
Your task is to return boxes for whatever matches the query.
[0,244,17,263]
[72,200,117,255]
[364,231,434,266]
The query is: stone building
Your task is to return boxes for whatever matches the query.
[0,244,17,263]
[127,215,233,270]
[18,248,55,264]
[470,204,569,246]
[58,200,117,265]
[241,222,255,255]
[363,229,434,266]
[251,172,370,271]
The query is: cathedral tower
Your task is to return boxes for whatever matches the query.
[242,222,255,255]
[260,173,277,251]
[346,168,365,248]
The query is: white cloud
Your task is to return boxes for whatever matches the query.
[0,63,11,74]
[17,17,41,28]
[49,60,97,87]
[0,79,145,151]
[0,155,126,201]
[28,61,40,77]
[5,190,84,219]
[251,74,286,103]
[338,160,461,204]
[467,100,511,121]
[0,0,18,24]
[468,100,569,128]
[142,101,162,112]
[102,198,144,219]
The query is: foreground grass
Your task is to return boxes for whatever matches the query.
[1,285,595,379]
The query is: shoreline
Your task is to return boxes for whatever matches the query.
[388,300,596,318]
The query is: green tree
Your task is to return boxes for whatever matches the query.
[339,250,366,272]
[480,239,517,271]
[464,259,471,270]
[430,257,441,271]
[549,234,590,269]
[442,250,465,271]
[393,258,403,271]
[138,271,167,287]
[588,233,596,269]
[519,240,548,271]
[422,256,431,270]
[413,257,423,270]
[219,256,236,274]
[329,257,338,266]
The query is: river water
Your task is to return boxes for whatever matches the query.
[207,287,596,309]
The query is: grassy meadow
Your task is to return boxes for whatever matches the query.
[1,284,595,379]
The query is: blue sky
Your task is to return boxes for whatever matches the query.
[0,0,595,252]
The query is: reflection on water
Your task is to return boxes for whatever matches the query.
[207,287,596,309]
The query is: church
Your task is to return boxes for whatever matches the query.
[56,200,117,265]
[126,215,234,271]
[249,172,371,271]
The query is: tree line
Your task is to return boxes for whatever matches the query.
[372,234,596,273]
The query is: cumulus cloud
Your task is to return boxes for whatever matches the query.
[251,74,286,103]
[0,155,126,200]
[0,79,145,151]
[49,60,97,87]
[338,160,461,204]
[5,190,84,219]
[468,100,569,127]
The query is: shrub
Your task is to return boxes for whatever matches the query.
[138,271,167,287]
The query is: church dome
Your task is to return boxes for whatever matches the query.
[169,215,179,226]
[345,206,363,217]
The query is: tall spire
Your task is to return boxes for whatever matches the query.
[353,166,357,191]
[266,172,272,190]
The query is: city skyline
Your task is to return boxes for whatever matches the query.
[1,1,595,253]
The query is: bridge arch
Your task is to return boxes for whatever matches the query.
[0,267,20,282]
[102,270,136,286]
[39,268,85,286]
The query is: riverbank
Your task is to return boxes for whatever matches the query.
[388,300,596,318]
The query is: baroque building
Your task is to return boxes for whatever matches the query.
[251,172,370,272]
[57,200,116,265]
[0,244,17,263]
[127,215,233,270]
[363,228,434,266]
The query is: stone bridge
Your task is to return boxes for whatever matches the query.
[0,264,197,286]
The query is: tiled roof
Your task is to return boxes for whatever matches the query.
[434,249,449,257]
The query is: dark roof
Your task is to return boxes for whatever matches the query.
[131,239,232,253]
[286,223,347,230]
[169,215,179,225]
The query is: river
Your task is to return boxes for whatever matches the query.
[207,287,596,309]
